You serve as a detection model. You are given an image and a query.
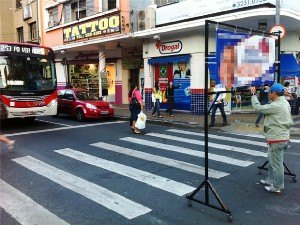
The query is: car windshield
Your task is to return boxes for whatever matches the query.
[75,91,91,100]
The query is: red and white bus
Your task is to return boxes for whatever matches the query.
[0,42,57,119]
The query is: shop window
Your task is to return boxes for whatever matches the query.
[17,27,24,43]
[156,0,179,7]
[48,7,58,27]
[29,22,37,41]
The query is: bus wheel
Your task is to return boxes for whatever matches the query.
[76,109,85,122]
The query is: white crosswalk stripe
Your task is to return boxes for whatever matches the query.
[146,133,267,157]
[166,129,267,147]
[4,127,280,223]
[90,142,229,179]
[55,148,195,196]
[0,179,70,225]
[12,156,152,219]
[120,137,254,167]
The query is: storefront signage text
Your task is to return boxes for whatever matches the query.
[156,40,182,54]
[63,14,120,43]
[74,52,99,60]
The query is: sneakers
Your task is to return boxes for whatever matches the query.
[7,140,15,151]
[255,123,259,127]
[222,121,227,126]
[170,114,174,117]
[158,115,162,118]
[152,114,156,117]
[260,179,272,186]
[264,185,281,194]
[209,123,215,128]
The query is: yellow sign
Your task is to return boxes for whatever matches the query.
[63,13,120,43]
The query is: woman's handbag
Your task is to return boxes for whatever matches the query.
[135,111,147,130]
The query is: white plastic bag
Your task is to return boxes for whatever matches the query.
[151,93,156,103]
[135,111,147,130]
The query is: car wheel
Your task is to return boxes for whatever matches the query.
[76,109,85,122]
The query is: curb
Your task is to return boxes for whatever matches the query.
[114,115,300,138]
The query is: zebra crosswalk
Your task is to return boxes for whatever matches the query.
[2,128,287,224]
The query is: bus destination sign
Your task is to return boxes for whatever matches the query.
[0,44,48,55]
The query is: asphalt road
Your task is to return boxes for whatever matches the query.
[1,116,299,225]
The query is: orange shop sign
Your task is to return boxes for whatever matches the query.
[63,13,120,43]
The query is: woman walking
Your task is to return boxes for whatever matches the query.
[129,84,143,134]
[152,81,162,118]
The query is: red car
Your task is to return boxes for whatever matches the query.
[57,89,114,121]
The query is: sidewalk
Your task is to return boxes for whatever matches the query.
[113,104,300,138]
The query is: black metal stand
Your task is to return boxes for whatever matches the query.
[258,161,297,183]
[186,20,232,222]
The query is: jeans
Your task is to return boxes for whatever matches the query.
[168,97,174,115]
[267,141,289,189]
[210,102,227,125]
[152,99,161,116]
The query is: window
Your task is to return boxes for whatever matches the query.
[17,27,24,43]
[48,7,58,27]
[108,0,116,10]
[16,0,22,8]
[29,22,37,41]
[155,0,179,7]
[71,0,86,20]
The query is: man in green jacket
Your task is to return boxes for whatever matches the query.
[250,83,293,194]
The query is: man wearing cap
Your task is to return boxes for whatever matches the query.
[249,83,293,194]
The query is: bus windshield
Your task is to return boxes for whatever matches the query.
[0,55,56,91]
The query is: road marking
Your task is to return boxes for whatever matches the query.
[90,142,229,179]
[36,119,72,127]
[146,133,267,157]
[12,156,151,219]
[0,179,70,225]
[225,132,300,143]
[55,148,195,196]
[120,137,253,167]
[167,129,267,147]
[6,121,125,137]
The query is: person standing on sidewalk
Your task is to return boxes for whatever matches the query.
[209,84,227,127]
[152,81,162,118]
[255,85,270,127]
[250,83,293,194]
[165,81,180,117]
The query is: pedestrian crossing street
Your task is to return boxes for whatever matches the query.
[1,128,294,224]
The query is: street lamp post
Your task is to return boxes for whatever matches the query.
[275,0,280,24]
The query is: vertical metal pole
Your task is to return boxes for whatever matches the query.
[277,34,281,83]
[204,20,209,204]
[275,0,280,25]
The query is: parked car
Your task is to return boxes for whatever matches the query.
[56,89,114,121]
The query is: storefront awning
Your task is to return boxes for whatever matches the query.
[280,54,300,77]
[148,54,190,65]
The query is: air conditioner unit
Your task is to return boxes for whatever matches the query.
[137,7,156,31]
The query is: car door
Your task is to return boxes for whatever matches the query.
[57,90,67,114]
[64,90,76,115]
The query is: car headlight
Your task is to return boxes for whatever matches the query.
[109,103,114,108]
[86,103,97,110]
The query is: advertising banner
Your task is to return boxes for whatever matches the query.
[216,29,275,87]
[173,61,191,110]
